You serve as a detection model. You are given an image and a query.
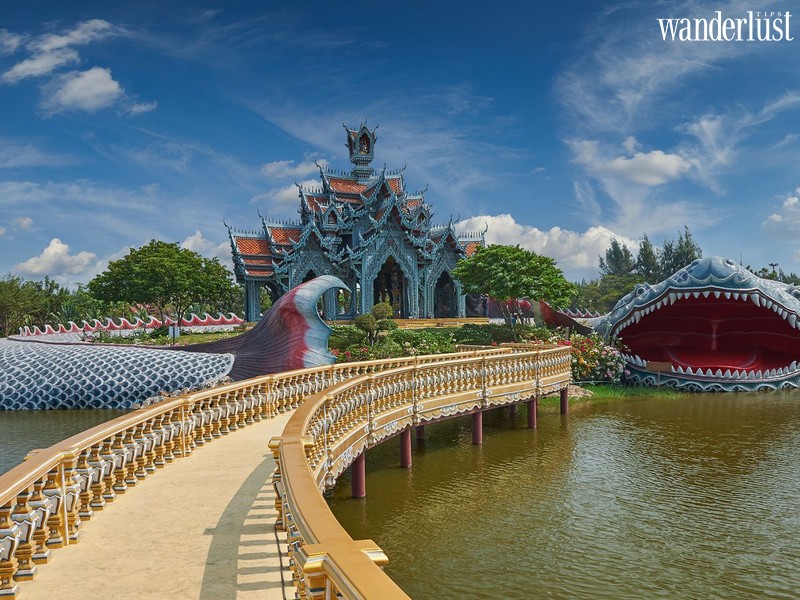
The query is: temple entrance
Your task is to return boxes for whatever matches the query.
[373,257,406,317]
[434,272,457,318]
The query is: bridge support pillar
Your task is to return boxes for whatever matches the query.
[560,387,569,415]
[472,411,483,445]
[415,425,425,444]
[400,429,412,468]
[351,452,366,498]
[508,403,517,419]
[527,397,538,429]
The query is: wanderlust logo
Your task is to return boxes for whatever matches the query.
[658,10,794,41]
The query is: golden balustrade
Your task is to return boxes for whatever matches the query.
[270,344,572,599]
[0,346,518,599]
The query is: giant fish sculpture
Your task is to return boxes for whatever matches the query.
[555,256,800,392]
[0,276,346,410]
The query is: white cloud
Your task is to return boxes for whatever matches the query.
[14,238,97,278]
[2,48,78,83]
[261,159,325,179]
[763,194,800,240]
[2,20,116,84]
[41,67,124,114]
[180,230,232,266]
[0,29,24,55]
[0,138,74,168]
[456,214,638,280]
[571,140,691,186]
[31,19,114,53]
[126,100,158,115]
[253,178,319,207]
[12,216,33,231]
[0,226,6,237]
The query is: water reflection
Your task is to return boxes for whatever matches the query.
[328,394,800,599]
[0,409,127,475]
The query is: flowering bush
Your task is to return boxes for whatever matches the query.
[568,333,627,382]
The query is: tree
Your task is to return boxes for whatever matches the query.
[354,301,395,345]
[599,238,636,276]
[635,234,660,282]
[452,244,576,329]
[660,226,702,277]
[88,240,236,325]
[0,275,40,337]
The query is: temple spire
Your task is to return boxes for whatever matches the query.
[344,122,378,181]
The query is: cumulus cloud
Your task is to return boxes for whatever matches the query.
[570,140,691,186]
[763,193,800,240]
[41,67,123,114]
[261,159,325,179]
[180,230,232,266]
[456,214,638,280]
[14,238,98,278]
[252,178,318,207]
[2,48,79,83]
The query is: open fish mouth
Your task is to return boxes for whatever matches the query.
[589,257,800,391]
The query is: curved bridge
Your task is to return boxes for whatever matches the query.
[0,345,571,599]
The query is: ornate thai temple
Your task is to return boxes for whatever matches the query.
[228,123,485,321]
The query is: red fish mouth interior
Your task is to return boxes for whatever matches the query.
[615,293,800,372]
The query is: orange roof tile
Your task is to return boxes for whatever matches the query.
[246,268,273,277]
[387,177,402,193]
[236,237,270,255]
[270,226,302,245]
[245,258,273,266]
[306,196,326,212]
[465,242,481,256]
[328,177,366,195]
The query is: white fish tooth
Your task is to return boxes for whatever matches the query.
[705,368,714,377]
[686,367,693,375]
[677,366,684,374]
[752,294,762,307]
[671,365,676,372]
[693,291,700,299]
[732,370,740,379]
[635,312,642,324]
[703,291,711,298]
[791,361,797,371]
[781,309,788,319]
[669,293,677,304]
[766,299,773,310]
[789,315,797,328]
[723,369,731,378]
[756,370,763,379]
[714,291,721,299]
[724,292,731,300]
[714,369,722,378]
[732,292,739,301]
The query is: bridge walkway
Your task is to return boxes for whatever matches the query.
[17,412,294,600]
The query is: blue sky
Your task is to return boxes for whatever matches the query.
[1,0,800,286]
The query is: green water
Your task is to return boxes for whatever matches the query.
[328,393,800,599]
[0,409,128,475]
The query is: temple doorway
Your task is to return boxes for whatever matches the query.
[373,257,405,317]
[434,272,457,318]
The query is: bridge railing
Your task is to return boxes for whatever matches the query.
[270,344,572,599]
[0,347,511,598]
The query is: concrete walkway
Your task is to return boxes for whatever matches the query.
[19,412,295,600]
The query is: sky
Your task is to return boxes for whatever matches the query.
[1,0,800,286]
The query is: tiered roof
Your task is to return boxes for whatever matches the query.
[228,125,484,283]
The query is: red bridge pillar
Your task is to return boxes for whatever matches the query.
[508,403,517,419]
[560,387,569,415]
[527,397,538,429]
[351,452,366,498]
[472,411,483,445]
[415,425,425,444]
[400,428,412,468]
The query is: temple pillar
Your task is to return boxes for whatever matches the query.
[323,288,337,320]
[455,281,466,317]
[472,411,483,445]
[244,280,261,322]
[351,452,366,498]
[400,429,412,468]
[527,397,538,429]
[560,387,569,415]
